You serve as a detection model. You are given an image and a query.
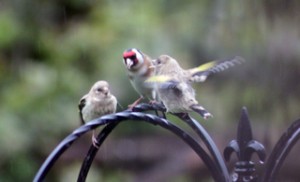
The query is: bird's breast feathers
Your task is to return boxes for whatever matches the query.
[128,63,152,77]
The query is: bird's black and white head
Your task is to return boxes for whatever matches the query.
[123,48,144,70]
[90,80,111,99]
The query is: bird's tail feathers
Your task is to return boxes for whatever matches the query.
[190,56,245,82]
[190,104,213,120]
[208,56,245,74]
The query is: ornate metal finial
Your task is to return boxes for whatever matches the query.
[224,107,266,182]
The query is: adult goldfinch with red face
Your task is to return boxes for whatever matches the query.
[122,48,156,107]
[147,55,244,119]
[79,80,117,147]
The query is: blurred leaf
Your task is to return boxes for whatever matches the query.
[0,10,21,48]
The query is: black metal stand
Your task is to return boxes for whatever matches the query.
[33,104,300,182]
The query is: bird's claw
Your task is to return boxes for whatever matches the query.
[92,133,100,149]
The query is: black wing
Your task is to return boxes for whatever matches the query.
[78,97,86,125]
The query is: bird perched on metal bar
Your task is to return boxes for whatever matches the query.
[146,55,244,119]
[122,48,156,108]
[79,80,117,147]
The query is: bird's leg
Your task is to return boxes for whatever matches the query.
[147,100,160,117]
[154,108,160,117]
[161,111,167,119]
[92,130,100,148]
[155,110,167,119]
[128,96,143,110]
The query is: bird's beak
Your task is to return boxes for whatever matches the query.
[125,58,133,69]
[149,65,155,69]
[103,88,109,96]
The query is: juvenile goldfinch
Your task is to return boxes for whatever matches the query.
[122,48,156,108]
[79,80,117,147]
[147,55,244,119]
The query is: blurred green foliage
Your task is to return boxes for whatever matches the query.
[0,0,300,181]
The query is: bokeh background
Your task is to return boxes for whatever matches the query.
[1,0,300,181]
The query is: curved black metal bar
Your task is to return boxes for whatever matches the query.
[33,117,112,182]
[34,111,223,182]
[176,113,230,182]
[131,102,167,113]
[77,122,119,182]
[135,104,229,181]
[135,103,229,181]
[261,118,300,182]
[77,104,164,182]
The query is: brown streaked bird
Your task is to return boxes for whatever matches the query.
[147,55,244,119]
[122,48,156,108]
[79,80,117,147]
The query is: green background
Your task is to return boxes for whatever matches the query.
[0,0,300,181]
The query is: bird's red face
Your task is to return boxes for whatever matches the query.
[123,48,144,70]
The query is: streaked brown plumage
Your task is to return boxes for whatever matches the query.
[149,55,244,119]
[79,80,117,146]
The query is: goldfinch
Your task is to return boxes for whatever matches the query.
[147,55,244,119]
[79,80,117,147]
[122,48,156,107]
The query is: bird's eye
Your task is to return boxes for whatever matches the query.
[96,88,103,92]
[156,59,162,65]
